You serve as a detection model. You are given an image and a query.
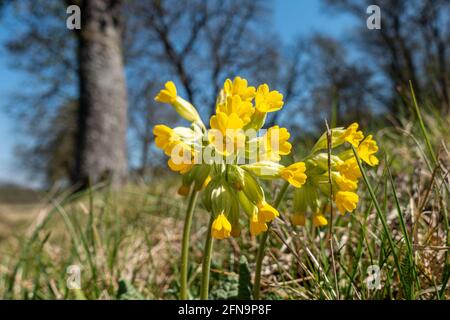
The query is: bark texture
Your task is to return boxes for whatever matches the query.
[74,0,128,188]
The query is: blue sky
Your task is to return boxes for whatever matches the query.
[0,1,355,186]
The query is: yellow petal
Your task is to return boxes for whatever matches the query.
[155,81,177,103]
[250,213,268,236]
[257,201,279,222]
[341,123,364,147]
[312,212,328,227]
[335,191,359,214]
[280,162,307,188]
[211,213,232,239]
[357,135,379,166]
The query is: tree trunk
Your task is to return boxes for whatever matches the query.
[74,0,128,188]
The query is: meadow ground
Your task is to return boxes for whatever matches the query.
[0,109,448,300]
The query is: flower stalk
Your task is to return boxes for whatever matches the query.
[180,189,199,300]
[200,215,214,300]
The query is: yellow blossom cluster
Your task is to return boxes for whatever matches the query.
[291,123,379,227]
[153,77,307,239]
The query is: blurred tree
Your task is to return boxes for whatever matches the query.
[306,35,378,128]
[4,0,78,186]
[3,0,279,185]
[324,0,450,114]
[74,0,128,188]
[5,0,129,188]
[126,0,273,117]
[16,101,77,187]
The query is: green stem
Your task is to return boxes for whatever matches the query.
[200,215,214,300]
[253,181,289,300]
[180,189,199,300]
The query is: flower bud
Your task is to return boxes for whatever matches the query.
[241,161,283,180]
[241,170,264,204]
[237,191,258,218]
[227,165,245,190]
[194,165,211,191]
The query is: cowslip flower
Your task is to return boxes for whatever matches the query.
[153,77,307,239]
[155,81,203,125]
[312,211,328,227]
[357,135,379,166]
[211,213,232,239]
[259,126,292,161]
[291,122,379,226]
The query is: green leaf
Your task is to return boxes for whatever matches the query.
[117,280,144,300]
[237,256,252,300]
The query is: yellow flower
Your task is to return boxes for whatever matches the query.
[153,125,178,155]
[291,213,306,226]
[357,135,379,166]
[209,112,245,155]
[257,200,279,223]
[155,81,177,103]
[333,173,358,191]
[168,158,194,174]
[241,161,284,180]
[167,143,195,174]
[211,213,232,239]
[216,95,254,125]
[312,212,328,227]
[210,111,245,133]
[255,84,284,113]
[155,81,201,123]
[335,191,359,214]
[261,126,292,161]
[223,77,256,102]
[280,162,307,188]
[250,212,268,236]
[341,123,364,147]
[336,157,361,180]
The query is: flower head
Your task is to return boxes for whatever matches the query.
[250,212,268,236]
[357,135,379,166]
[312,212,328,227]
[155,81,177,104]
[223,76,256,102]
[341,123,364,147]
[257,200,279,223]
[209,112,246,156]
[335,191,359,214]
[280,162,307,188]
[153,124,180,156]
[255,84,284,113]
[216,95,254,125]
[288,122,378,225]
[260,126,292,161]
[155,81,202,124]
[211,213,232,239]
[336,157,361,181]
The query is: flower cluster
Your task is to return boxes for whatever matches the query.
[290,123,379,227]
[153,77,307,239]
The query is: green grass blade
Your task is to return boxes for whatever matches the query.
[352,146,411,299]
